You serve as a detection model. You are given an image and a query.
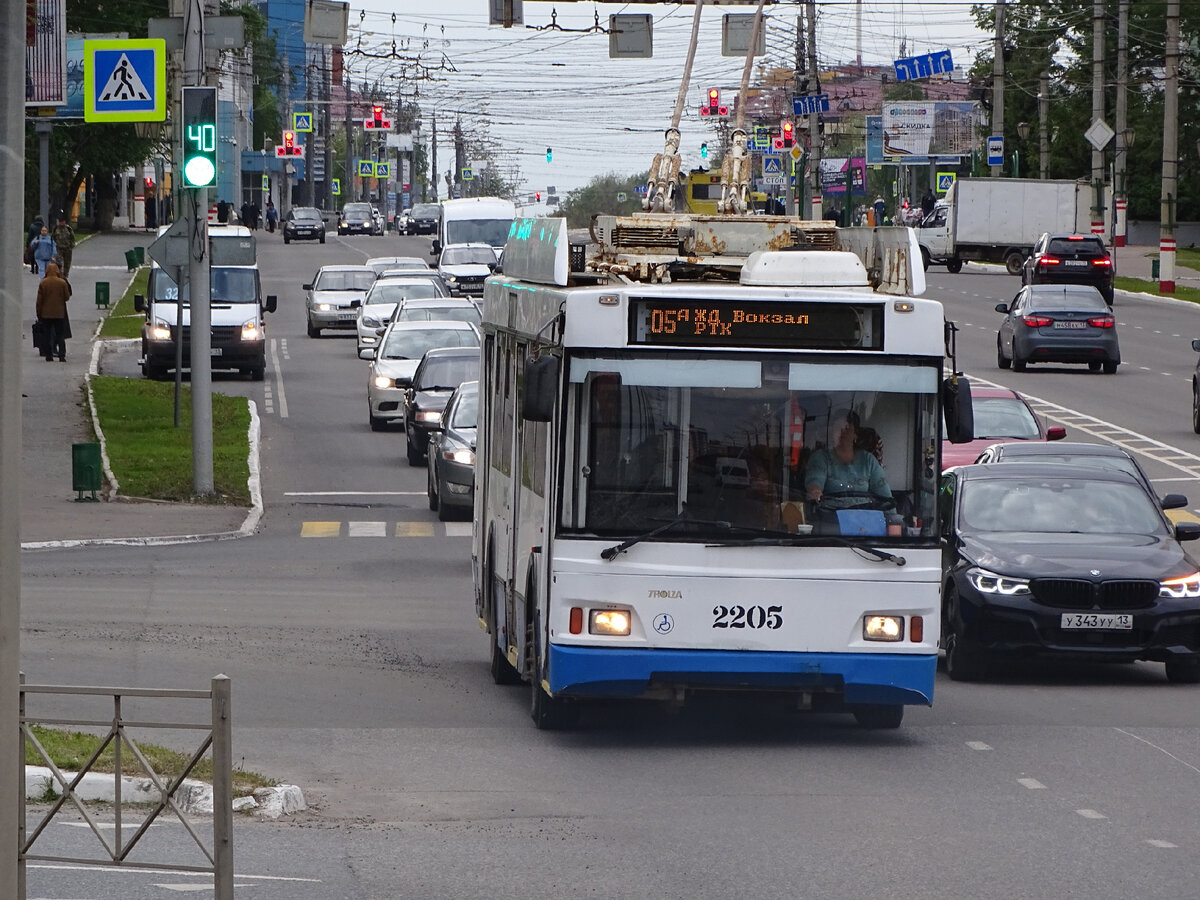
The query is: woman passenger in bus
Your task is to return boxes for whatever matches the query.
[804,409,894,510]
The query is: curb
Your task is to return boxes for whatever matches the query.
[24,765,306,819]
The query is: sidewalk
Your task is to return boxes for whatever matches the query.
[20,230,251,549]
[1112,241,1200,289]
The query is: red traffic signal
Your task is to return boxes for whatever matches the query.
[772,135,785,150]
[782,121,795,147]
[701,88,721,117]
[363,106,392,130]
[536,191,541,201]
[275,131,303,157]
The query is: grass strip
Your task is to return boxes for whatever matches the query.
[89,376,251,503]
[98,267,150,339]
[25,724,275,799]
[1115,275,1200,304]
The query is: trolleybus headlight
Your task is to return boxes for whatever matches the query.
[589,609,631,636]
[863,615,904,642]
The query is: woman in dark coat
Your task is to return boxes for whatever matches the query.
[35,262,71,361]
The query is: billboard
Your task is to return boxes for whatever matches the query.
[26,0,68,107]
[879,102,978,159]
[819,157,866,196]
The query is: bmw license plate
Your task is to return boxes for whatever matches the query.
[1061,613,1132,630]
[1053,321,1087,329]
[1064,260,1088,267]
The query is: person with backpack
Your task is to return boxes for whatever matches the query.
[29,225,56,278]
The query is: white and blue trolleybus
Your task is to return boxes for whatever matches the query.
[473,213,974,729]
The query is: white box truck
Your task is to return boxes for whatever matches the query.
[432,197,516,261]
[915,178,1096,275]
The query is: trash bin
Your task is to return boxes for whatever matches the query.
[134,246,145,265]
[72,442,102,502]
[95,282,110,308]
[124,249,139,271]
[1152,258,1160,280]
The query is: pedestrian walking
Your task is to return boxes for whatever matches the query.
[35,262,71,361]
[240,201,252,228]
[265,199,277,233]
[873,196,886,227]
[29,226,56,278]
[25,215,44,273]
[217,199,230,223]
[921,188,936,217]
[51,215,76,278]
[250,202,260,231]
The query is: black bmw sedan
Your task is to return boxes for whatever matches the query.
[940,462,1200,683]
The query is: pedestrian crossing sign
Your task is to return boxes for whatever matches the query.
[375,162,390,178]
[293,112,313,133]
[332,178,341,196]
[83,39,166,123]
[358,160,376,177]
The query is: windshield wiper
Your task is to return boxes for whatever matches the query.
[709,531,907,566]
[600,509,792,561]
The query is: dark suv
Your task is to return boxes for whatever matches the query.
[1022,233,1115,305]
[283,207,326,244]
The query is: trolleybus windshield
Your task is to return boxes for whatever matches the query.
[564,353,940,540]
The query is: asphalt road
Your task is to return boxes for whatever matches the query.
[20,243,1200,899]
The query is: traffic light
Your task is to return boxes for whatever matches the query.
[781,121,795,147]
[700,142,708,159]
[536,191,541,201]
[181,86,218,189]
[546,147,553,162]
[773,133,785,151]
[363,105,391,130]
[700,88,728,117]
[275,131,303,157]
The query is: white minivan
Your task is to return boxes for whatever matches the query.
[134,225,277,380]
[431,196,515,262]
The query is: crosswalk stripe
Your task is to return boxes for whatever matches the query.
[443,522,472,537]
[395,522,435,538]
[348,521,387,537]
[301,521,341,538]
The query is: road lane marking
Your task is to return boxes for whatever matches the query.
[348,520,387,537]
[965,741,992,751]
[396,522,434,537]
[443,522,472,537]
[1114,727,1200,775]
[269,338,289,418]
[1017,778,1046,789]
[301,521,341,537]
[1147,839,1178,848]
[1076,809,1107,819]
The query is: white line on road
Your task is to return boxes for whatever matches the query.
[1076,809,1108,819]
[1146,839,1178,848]
[965,741,992,751]
[269,338,289,418]
[27,862,321,882]
[348,521,387,537]
[1017,777,1047,789]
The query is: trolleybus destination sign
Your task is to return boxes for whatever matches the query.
[630,299,883,350]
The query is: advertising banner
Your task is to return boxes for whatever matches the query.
[819,157,866,196]
[879,101,978,159]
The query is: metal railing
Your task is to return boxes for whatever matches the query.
[18,674,233,900]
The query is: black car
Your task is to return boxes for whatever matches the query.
[283,207,326,244]
[1022,233,1115,305]
[407,202,441,236]
[338,202,375,236]
[427,380,478,521]
[940,462,1200,683]
[995,283,1119,373]
[973,441,1189,512]
[404,347,480,466]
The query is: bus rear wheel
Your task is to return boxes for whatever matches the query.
[852,704,903,729]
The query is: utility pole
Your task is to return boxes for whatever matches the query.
[1,0,24,893]
[789,13,804,217]
[454,117,465,199]
[1159,0,1180,293]
[185,0,215,495]
[1113,0,1129,247]
[1038,71,1049,180]
[343,78,353,209]
[990,0,1005,177]
[323,47,332,212]
[1090,0,1105,236]
[431,113,439,202]
[806,0,821,219]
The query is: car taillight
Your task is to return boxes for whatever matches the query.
[1038,256,1061,267]
[1087,316,1115,328]
[1023,315,1054,327]
[1092,258,1113,268]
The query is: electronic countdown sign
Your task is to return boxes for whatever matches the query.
[630,299,884,350]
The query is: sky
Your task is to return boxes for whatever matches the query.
[347,1,992,197]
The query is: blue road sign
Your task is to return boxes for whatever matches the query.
[987,136,1004,167]
[357,160,375,177]
[633,184,648,195]
[792,94,830,117]
[375,162,390,178]
[293,112,313,133]
[84,39,166,122]
[763,156,783,175]
[893,50,954,82]
[331,178,341,196]
[937,172,956,192]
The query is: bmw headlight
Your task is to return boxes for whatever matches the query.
[373,375,393,389]
[966,567,1030,595]
[1160,572,1200,599]
[150,319,172,341]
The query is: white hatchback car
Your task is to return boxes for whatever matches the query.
[305,265,376,337]
[366,320,479,431]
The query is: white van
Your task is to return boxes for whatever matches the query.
[134,224,277,380]
[432,197,515,261]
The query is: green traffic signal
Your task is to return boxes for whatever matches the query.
[181,86,218,189]
[546,146,552,162]
[701,142,708,159]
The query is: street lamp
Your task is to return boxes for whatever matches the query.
[1113,127,1135,247]
[1013,121,1031,177]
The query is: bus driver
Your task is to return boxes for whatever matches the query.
[804,409,894,509]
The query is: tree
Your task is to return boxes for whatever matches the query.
[554,172,647,228]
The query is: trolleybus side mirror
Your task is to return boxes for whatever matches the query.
[943,375,974,444]
[522,355,559,422]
